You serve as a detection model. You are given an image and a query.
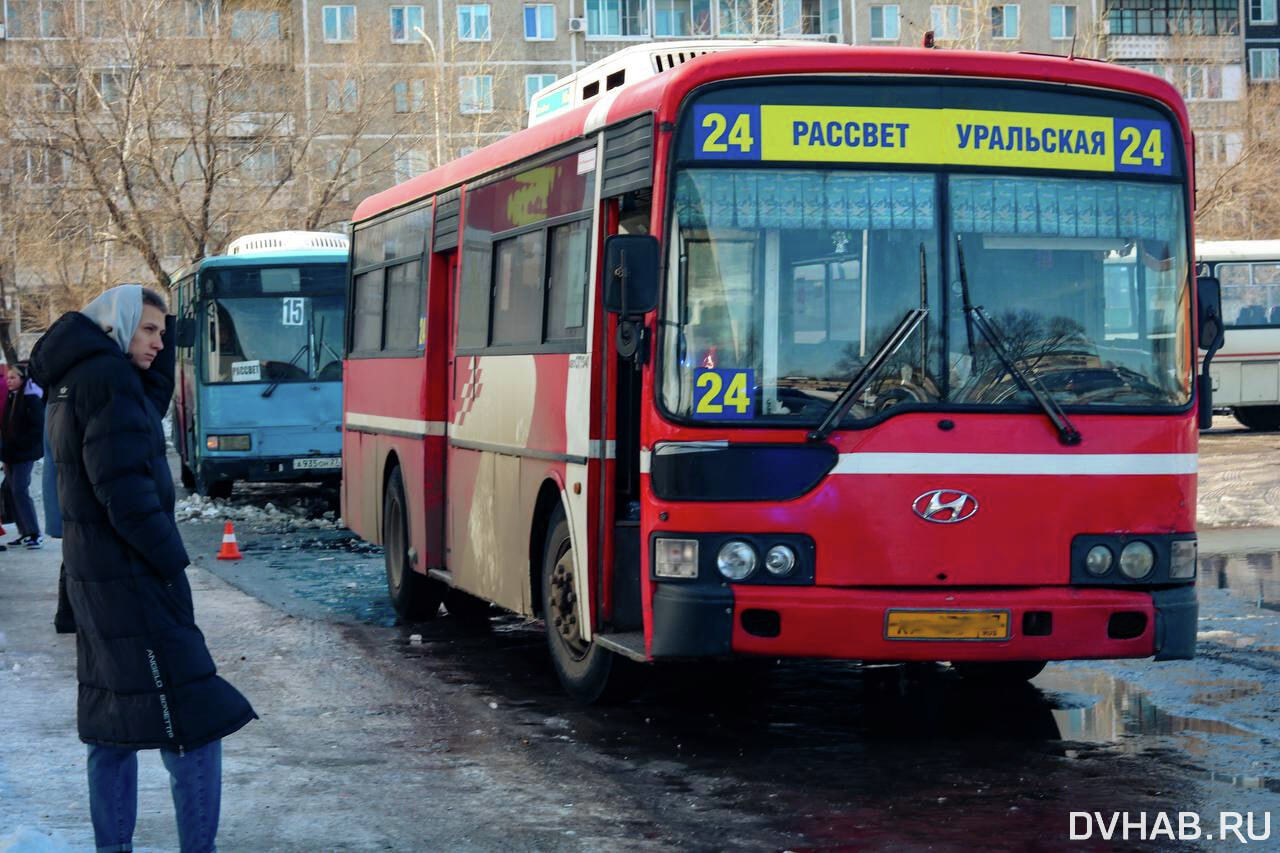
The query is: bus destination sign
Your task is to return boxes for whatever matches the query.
[692,105,1173,176]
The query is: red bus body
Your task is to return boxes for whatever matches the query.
[344,46,1202,697]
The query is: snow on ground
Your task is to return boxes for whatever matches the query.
[1197,416,1280,528]
[174,493,341,531]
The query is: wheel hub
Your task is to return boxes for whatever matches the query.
[549,551,586,655]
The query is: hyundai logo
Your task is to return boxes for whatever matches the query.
[912,490,979,523]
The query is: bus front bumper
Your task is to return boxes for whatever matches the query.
[650,584,1196,662]
[200,456,341,484]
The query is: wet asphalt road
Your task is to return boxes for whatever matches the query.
[168,429,1280,852]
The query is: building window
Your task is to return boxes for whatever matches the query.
[32,70,75,112]
[525,74,557,108]
[161,0,214,37]
[524,3,556,38]
[931,5,960,39]
[1105,0,1237,37]
[719,0,757,34]
[1050,3,1075,38]
[390,6,425,41]
[323,5,355,41]
[393,150,428,183]
[457,4,491,40]
[14,147,71,184]
[654,0,711,35]
[781,0,840,35]
[230,9,281,40]
[459,75,493,114]
[992,4,1018,38]
[1196,132,1242,167]
[326,79,359,112]
[6,0,73,38]
[1182,64,1225,99]
[870,4,899,39]
[97,69,127,107]
[392,79,427,112]
[1251,0,1277,24]
[587,0,649,37]
[1250,48,1280,80]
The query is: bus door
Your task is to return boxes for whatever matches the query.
[601,191,652,635]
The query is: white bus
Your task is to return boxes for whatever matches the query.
[1197,240,1280,430]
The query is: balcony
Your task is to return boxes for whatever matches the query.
[1105,33,1240,62]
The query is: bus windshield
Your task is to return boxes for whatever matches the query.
[205,292,345,384]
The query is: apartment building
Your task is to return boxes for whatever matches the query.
[1245,0,1280,80]
[0,0,1266,337]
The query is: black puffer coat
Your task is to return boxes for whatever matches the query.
[1,384,45,464]
[29,311,256,751]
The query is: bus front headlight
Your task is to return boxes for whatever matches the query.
[206,434,251,451]
[1119,541,1155,579]
[717,541,757,580]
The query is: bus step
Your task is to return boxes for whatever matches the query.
[594,632,646,662]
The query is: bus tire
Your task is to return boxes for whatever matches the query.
[951,660,1046,684]
[542,505,620,704]
[195,471,233,499]
[1233,406,1280,431]
[383,466,444,622]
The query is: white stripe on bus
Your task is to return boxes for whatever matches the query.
[640,448,1195,477]
[344,412,447,437]
[830,452,1197,476]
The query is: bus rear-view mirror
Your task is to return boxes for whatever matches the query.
[603,234,659,316]
[174,316,196,348]
[1197,275,1224,352]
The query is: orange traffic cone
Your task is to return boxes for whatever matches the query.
[216,521,243,560]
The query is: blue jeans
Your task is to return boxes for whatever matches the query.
[4,460,39,538]
[42,419,62,537]
[87,740,222,853]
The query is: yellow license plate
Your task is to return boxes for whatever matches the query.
[885,610,1010,641]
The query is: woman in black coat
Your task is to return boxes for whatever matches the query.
[30,284,255,853]
[0,361,45,547]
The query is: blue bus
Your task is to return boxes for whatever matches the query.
[171,231,349,498]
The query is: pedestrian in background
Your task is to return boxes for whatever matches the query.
[30,284,256,853]
[1,362,45,549]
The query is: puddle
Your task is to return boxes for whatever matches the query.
[1044,671,1257,745]
[380,618,1280,839]
[1200,551,1280,611]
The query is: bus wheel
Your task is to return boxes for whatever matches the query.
[1233,406,1280,431]
[542,506,618,703]
[951,660,1046,685]
[195,472,233,499]
[383,466,443,622]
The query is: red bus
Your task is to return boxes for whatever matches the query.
[342,42,1224,702]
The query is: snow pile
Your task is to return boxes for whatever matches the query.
[174,493,341,531]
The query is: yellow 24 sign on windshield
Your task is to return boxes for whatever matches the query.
[693,369,755,419]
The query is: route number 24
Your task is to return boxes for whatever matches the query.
[1119,125,1164,168]
[701,112,755,154]
[694,369,753,417]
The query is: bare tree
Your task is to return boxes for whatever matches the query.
[2,0,446,297]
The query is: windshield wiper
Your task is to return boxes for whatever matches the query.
[808,306,928,443]
[261,343,309,399]
[955,236,1082,446]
